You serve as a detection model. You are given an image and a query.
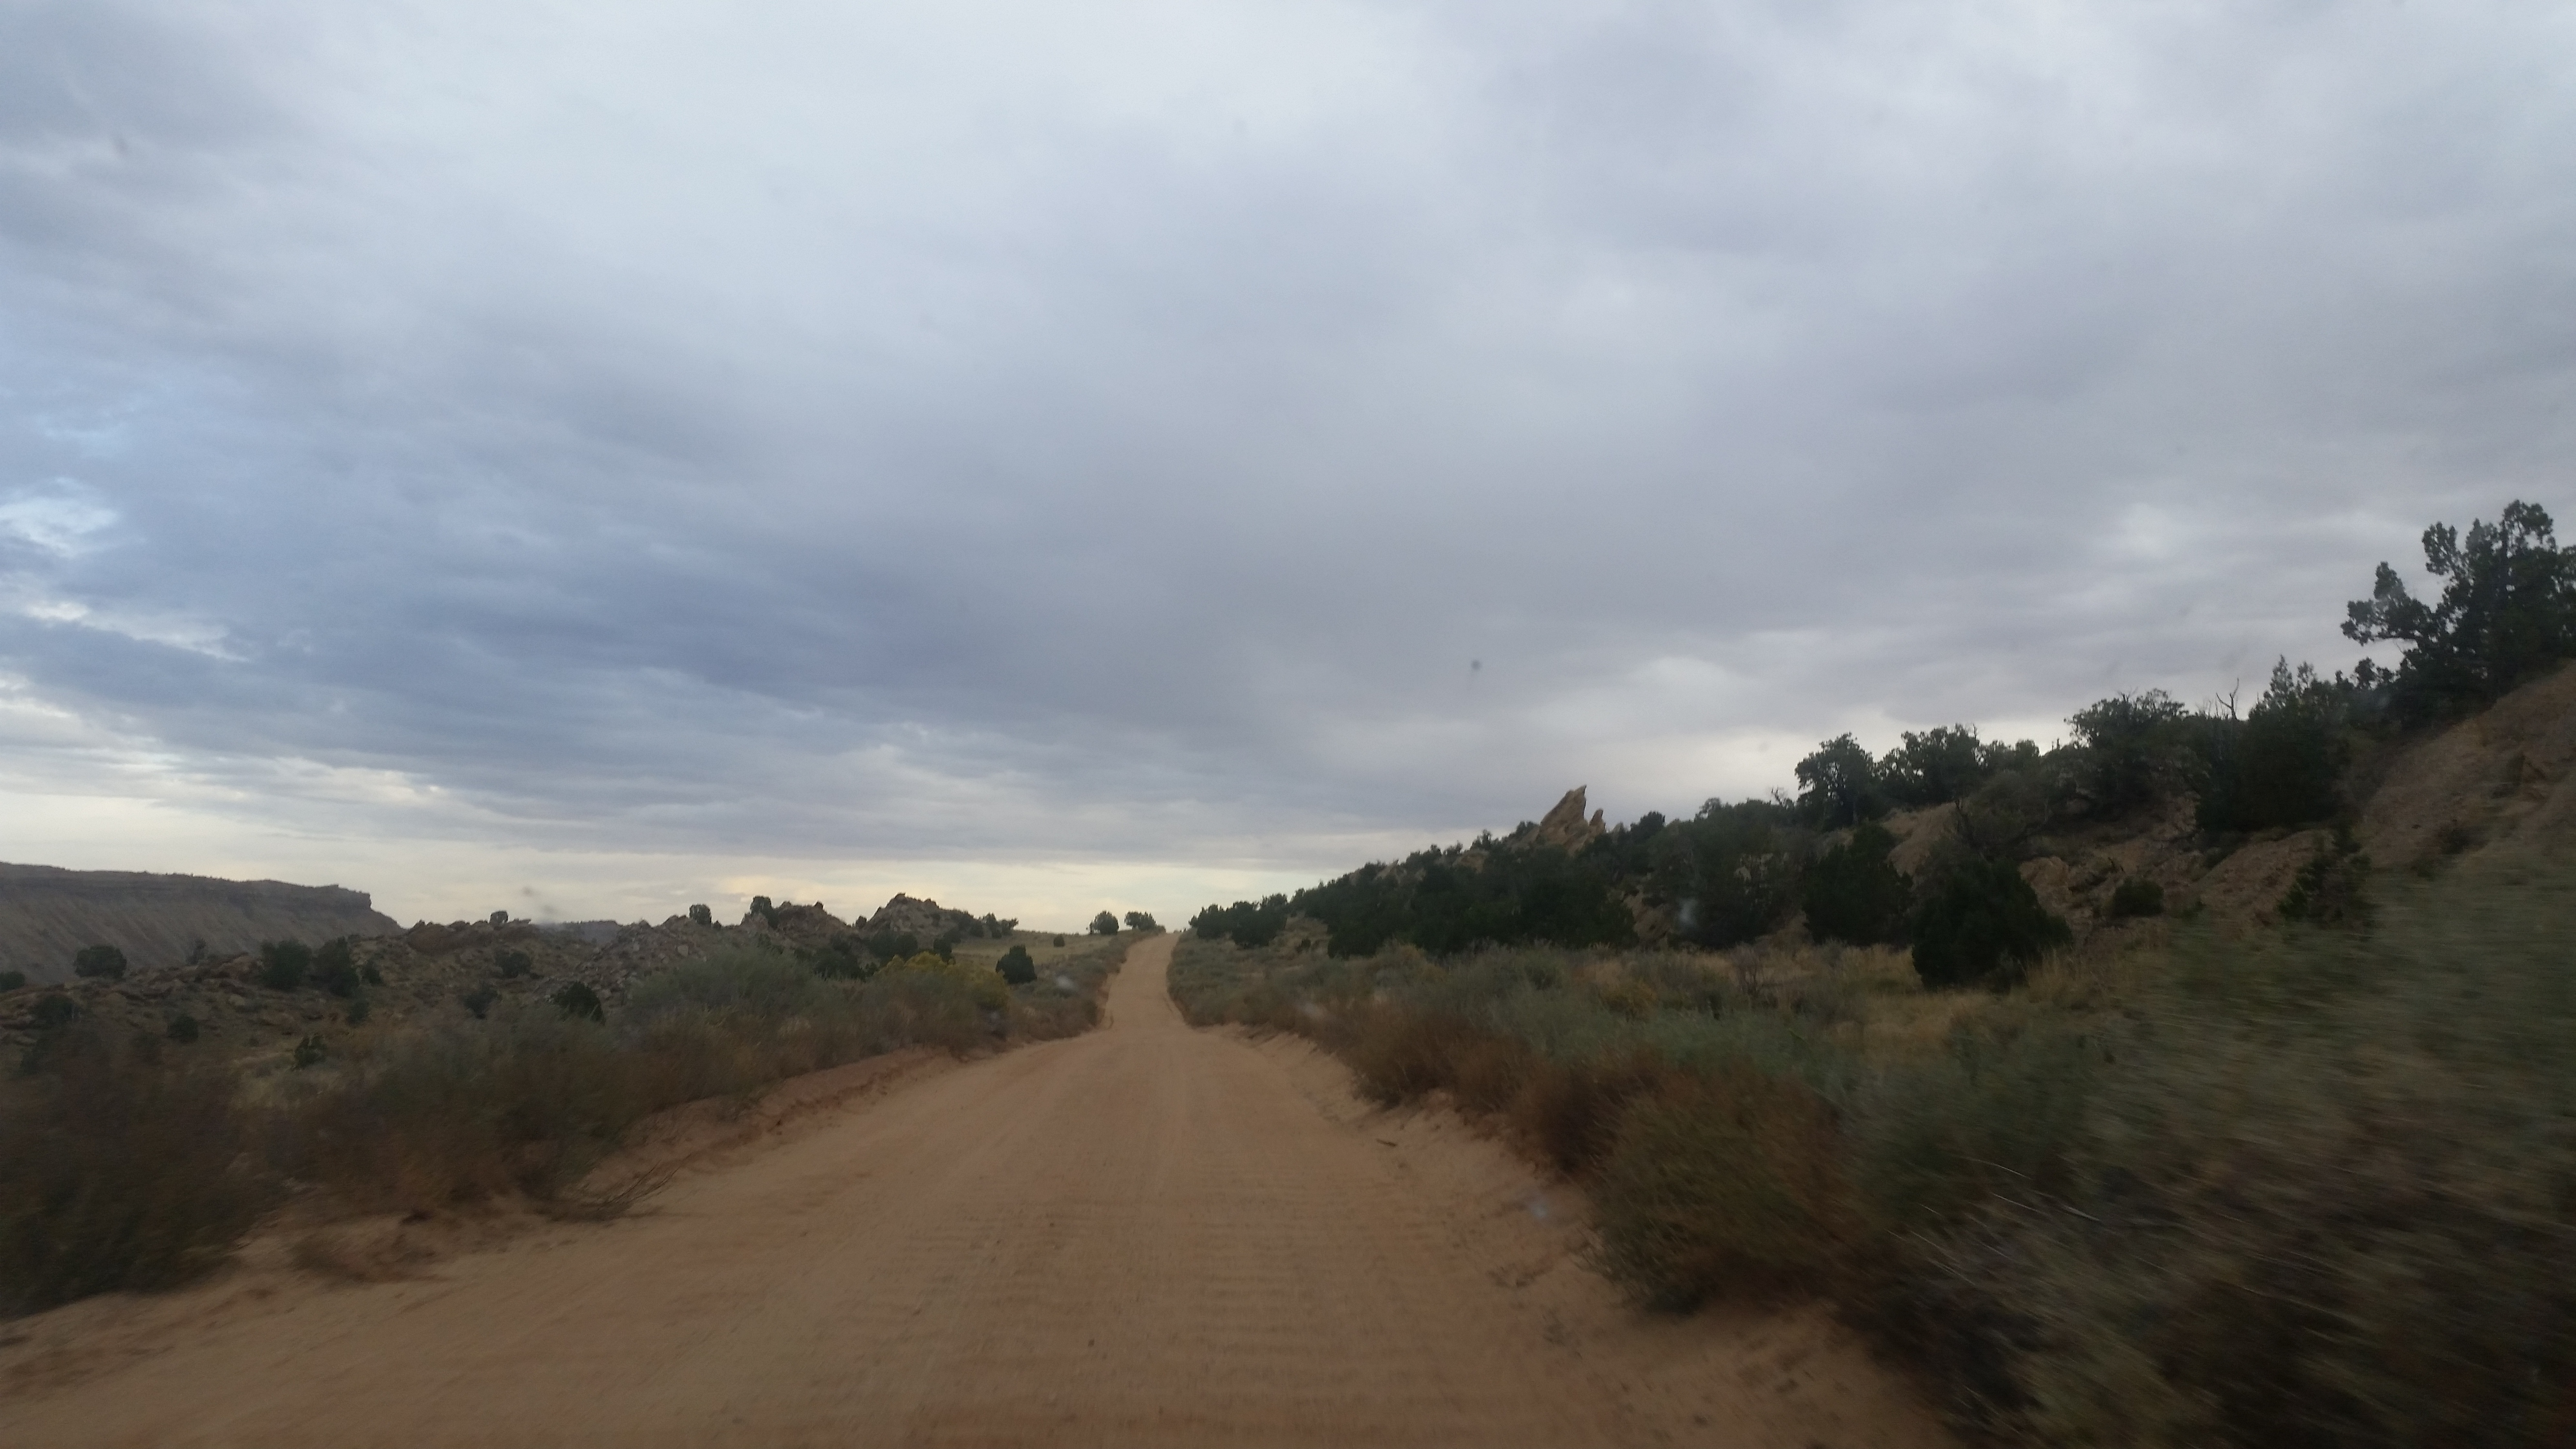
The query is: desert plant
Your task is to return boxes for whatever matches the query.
[258,939,312,991]
[27,993,79,1032]
[460,984,498,1019]
[495,949,533,980]
[0,1025,268,1314]
[550,982,605,1022]
[2067,690,2191,818]
[165,1014,200,1043]
[2196,660,2354,834]
[72,944,127,981]
[1911,859,2070,989]
[996,944,1037,985]
[314,937,361,997]
[2345,499,2576,722]
[1590,1066,1854,1309]
[2107,877,2166,918]
[1089,910,1120,936]
[1795,733,1888,828]
[1802,822,1910,946]
[2279,828,2371,927]
[1123,910,1159,932]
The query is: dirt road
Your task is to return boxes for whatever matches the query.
[0,935,1949,1448]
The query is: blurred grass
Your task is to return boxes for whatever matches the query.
[1169,858,2576,1447]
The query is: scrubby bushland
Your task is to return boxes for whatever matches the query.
[2195,660,2354,834]
[2346,499,2576,723]
[0,930,1131,1314]
[2106,877,2164,918]
[1879,725,2040,809]
[314,937,362,997]
[1800,822,1909,947]
[1191,894,1291,949]
[258,939,312,991]
[72,945,127,981]
[1170,857,2576,1447]
[0,1026,267,1315]
[1794,733,1889,828]
[2066,690,2192,818]
[1910,858,2072,990]
[277,938,1127,1217]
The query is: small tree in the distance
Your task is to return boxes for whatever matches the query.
[996,944,1037,985]
[1088,910,1120,936]
[1122,910,1159,933]
[72,945,127,981]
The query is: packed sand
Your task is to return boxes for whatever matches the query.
[0,935,1949,1448]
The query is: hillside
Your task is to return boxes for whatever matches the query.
[0,865,401,986]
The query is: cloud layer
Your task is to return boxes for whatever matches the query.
[4,1,2573,922]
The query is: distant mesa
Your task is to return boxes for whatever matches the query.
[0,863,400,986]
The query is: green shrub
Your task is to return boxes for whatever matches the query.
[551,982,604,1022]
[165,1014,200,1043]
[1088,910,1119,936]
[344,995,370,1026]
[996,945,1037,985]
[2195,660,2352,833]
[0,1026,267,1314]
[0,970,23,992]
[314,937,361,997]
[361,963,384,986]
[2279,828,2371,927]
[865,930,920,964]
[1802,822,1911,945]
[1052,935,1067,947]
[28,994,80,1032]
[2107,877,2165,918]
[1795,733,1889,828]
[1122,910,1159,932]
[72,944,127,981]
[258,940,312,991]
[495,949,533,980]
[2067,690,2191,818]
[461,984,498,1019]
[1912,860,2070,989]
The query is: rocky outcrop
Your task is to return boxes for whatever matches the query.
[0,863,400,985]
[863,893,985,939]
[1532,788,1608,852]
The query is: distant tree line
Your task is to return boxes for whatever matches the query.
[1189,501,2576,987]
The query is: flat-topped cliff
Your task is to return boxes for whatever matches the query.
[0,863,400,984]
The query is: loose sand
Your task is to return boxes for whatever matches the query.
[0,935,1951,1448]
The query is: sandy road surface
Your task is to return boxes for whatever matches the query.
[0,935,1950,1448]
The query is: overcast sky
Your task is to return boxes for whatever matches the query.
[2,1,2571,928]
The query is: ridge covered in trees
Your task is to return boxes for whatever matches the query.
[1193,501,2576,984]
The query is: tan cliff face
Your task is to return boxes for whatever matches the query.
[0,864,401,986]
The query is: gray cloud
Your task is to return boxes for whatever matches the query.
[2,1,2573,917]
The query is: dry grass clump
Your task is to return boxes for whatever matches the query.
[1170,866,2576,1448]
[0,1025,268,1315]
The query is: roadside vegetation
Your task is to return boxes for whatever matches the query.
[1,933,1127,1317]
[1173,864,2574,1446]
[1178,501,2576,1447]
